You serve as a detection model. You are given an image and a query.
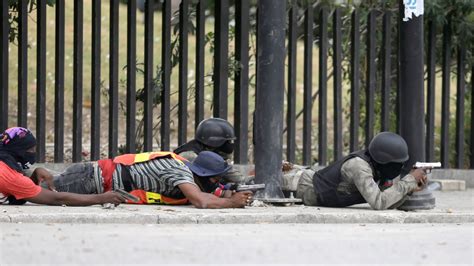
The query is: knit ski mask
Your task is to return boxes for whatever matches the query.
[0,127,37,172]
[375,162,404,180]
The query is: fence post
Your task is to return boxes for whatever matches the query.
[471,65,474,169]
[195,0,206,129]
[18,0,28,128]
[37,0,47,162]
[109,0,119,158]
[441,19,452,167]
[91,0,101,160]
[455,46,466,168]
[54,0,65,162]
[255,0,286,197]
[0,1,8,131]
[213,0,229,119]
[399,0,425,168]
[126,0,137,153]
[234,0,250,164]
[365,10,375,148]
[350,10,360,152]
[286,0,297,163]
[303,4,313,166]
[144,0,154,151]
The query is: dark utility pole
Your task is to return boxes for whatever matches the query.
[399,0,425,168]
[254,0,286,197]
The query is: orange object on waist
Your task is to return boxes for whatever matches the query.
[127,190,188,205]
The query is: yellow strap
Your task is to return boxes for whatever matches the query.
[145,191,162,204]
[134,152,152,163]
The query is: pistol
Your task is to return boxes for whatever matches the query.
[115,188,140,203]
[413,162,442,173]
[235,184,265,192]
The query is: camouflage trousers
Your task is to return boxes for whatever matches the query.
[294,168,319,206]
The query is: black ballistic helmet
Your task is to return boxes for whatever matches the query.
[195,118,236,148]
[368,132,409,164]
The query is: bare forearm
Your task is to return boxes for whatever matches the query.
[51,192,105,206]
[178,183,247,209]
[26,189,105,206]
[191,193,238,209]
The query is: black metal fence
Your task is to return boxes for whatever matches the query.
[0,0,472,169]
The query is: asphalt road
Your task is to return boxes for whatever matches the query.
[1,223,472,265]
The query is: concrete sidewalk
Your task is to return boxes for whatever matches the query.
[1,190,472,224]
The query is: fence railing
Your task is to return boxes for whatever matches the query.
[0,0,472,169]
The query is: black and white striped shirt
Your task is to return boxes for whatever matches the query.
[108,157,196,199]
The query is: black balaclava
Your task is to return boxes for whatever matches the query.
[214,140,234,160]
[196,175,221,194]
[375,162,405,180]
[0,127,37,172]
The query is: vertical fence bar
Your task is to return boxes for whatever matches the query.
[471,65,474,169]
[54,0,65,162]
[178,0,189,146]
[72,0,83,162]
[37,0,47,162]
[318,7,328,166]
[161,0,172,150]
[91,0,101,160]
[441,20,451,167]
[350,10,360,152]
[109,0,119,158]
[455,46,466,168]
[126,0,136,153]
[333,8,343,161]
[18,0,28,127]
[234,0,250,164]
[303,5,313,166]
[426,20,436,162]
[213,0,229,119]
[396,3,402,134]
[286,0,297,163]
[381,11,392,131]
[365,10,376,147]
[0,1,8,131]
[195,0,205,129]
[143,0,153,151]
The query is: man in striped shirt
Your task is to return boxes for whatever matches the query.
[38,151,252,208]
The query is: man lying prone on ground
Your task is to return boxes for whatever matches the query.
[35,150,252,209]
[0,127,125,206]
[294,132,427,210]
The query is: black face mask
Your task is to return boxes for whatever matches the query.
[217,141,234,155]
[198,176,220,194]
[18,151,36,169]
[376,162,404,180]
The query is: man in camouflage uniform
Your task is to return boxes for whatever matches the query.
[294,132,427,210]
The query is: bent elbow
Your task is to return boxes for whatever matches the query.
[369,201,390,210]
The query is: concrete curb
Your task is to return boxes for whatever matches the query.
[1,208,472,224]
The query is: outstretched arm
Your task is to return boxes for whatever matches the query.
[25,188,125,206]
[178,183,252,209]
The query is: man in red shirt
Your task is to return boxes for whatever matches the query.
[0,127,124,206]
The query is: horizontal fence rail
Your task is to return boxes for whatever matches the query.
[0,1,472,169]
